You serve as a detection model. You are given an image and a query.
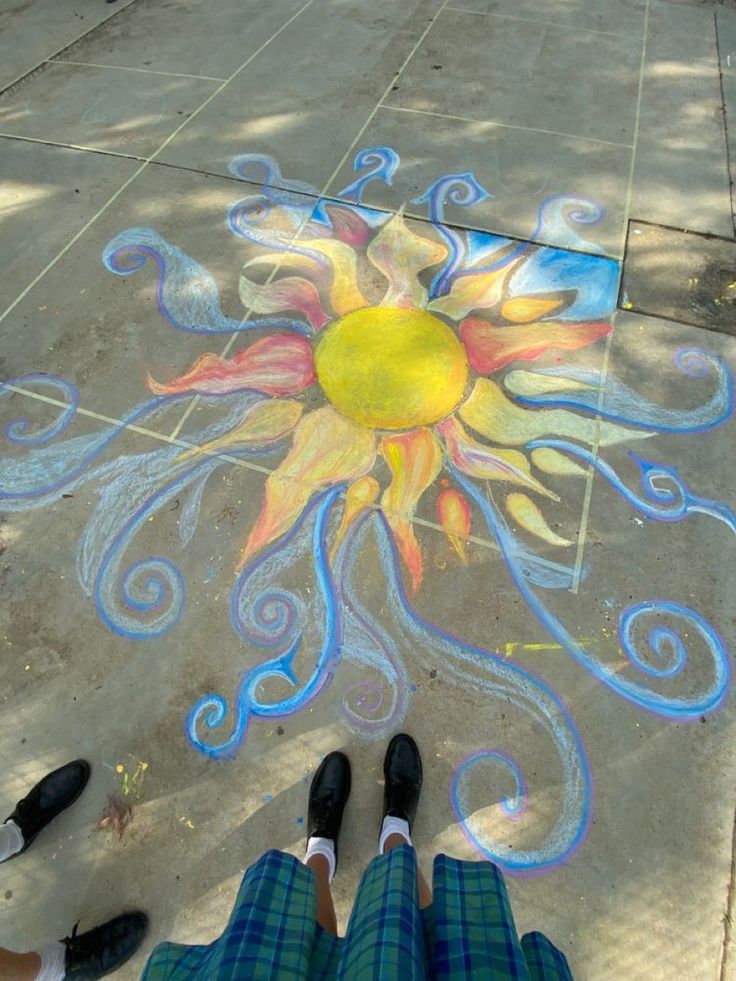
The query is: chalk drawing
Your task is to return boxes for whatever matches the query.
[2,147,734,873]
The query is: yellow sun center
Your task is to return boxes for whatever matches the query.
[315,307,468,430]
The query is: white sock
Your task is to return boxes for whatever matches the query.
[0,820,24,863]
[304,836,336,882]
[34,940,66,981]
[379,815,412,855]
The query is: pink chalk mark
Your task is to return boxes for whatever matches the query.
[147,333,316,396]
[460,318,612,374]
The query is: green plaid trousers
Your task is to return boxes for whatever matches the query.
[143,845,572,980]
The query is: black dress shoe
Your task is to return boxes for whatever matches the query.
[4,759,91,856]
[383,734,423,832]
[307,751,351,860]
[62,912,148,979]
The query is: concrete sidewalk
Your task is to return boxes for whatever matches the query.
[1,0,735,977]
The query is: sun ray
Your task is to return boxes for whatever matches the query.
[330,475,380,560]
[504,370,597,397]
[500,296,568,322]
[147,334,315,397]
[437,488,472,563]
[459,318,612,374]
[176,400,303,463]
[238,256,330,329]
[236,406,376,571]
[322,203,372,246]
[459,378,653,447]
[436,416,557,499]
[299,237,368,315]
[380,428,443,593]
[366,213,447,309]
[427,255,522,320]
[530,447,588,477]
[506,492,573,547]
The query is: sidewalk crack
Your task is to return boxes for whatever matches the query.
[719,798,736,981]
[714,9,736,239]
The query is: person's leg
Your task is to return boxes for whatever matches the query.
[382,833,432,908]
[303,751,351,937]
[305,853,338,935]
[380,734,431,907]
[0,949,41,981]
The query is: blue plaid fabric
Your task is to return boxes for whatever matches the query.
[339,843,427,980]
[430,854,531,979]
[521,931,574,981]
[143,846,573,980]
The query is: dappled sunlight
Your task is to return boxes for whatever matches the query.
[235,111,305,138]
[649,58,717,81]
[0,181,56,217]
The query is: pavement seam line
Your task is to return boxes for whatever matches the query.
[619,0,650,254]
[320,0,452,197]
[0,131,149,163]
[2,384,275,474]
[0,131,621,260]
[719,798,736,980]
[0,0,140,97]
[570,324,614,594]
[444,6,644,40]
[47,58,228,82]
[0,0,317,328]
[379,103,635,151]
[714,10,736,238]
[567,0,648,593]
[168,394,203,441]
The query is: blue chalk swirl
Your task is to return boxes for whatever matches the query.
[507,349,733,433]
[369,511,590,872]
[186,486,343,758]
[103,227,311,335]
[1,374,79,446]
[412,172,491,298]
[338,146,400,204]
[453,466,732,720]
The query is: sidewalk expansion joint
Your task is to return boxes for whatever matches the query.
[718,798,736,981]
[0,0,143,98]
[714,9,736,239]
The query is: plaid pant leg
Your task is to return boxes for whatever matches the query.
[142,941,213,981]
[430,856,531,981]
[338,843,428,981]
[520,932,574,981]
[143,850,320,980]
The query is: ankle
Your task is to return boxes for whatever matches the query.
[0,950,41,981]
[383,832,410,853]
[32,941,64,981]
[304,836,336,882]
[379,815,412,855]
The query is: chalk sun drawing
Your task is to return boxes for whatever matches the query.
[2,147,734,874]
